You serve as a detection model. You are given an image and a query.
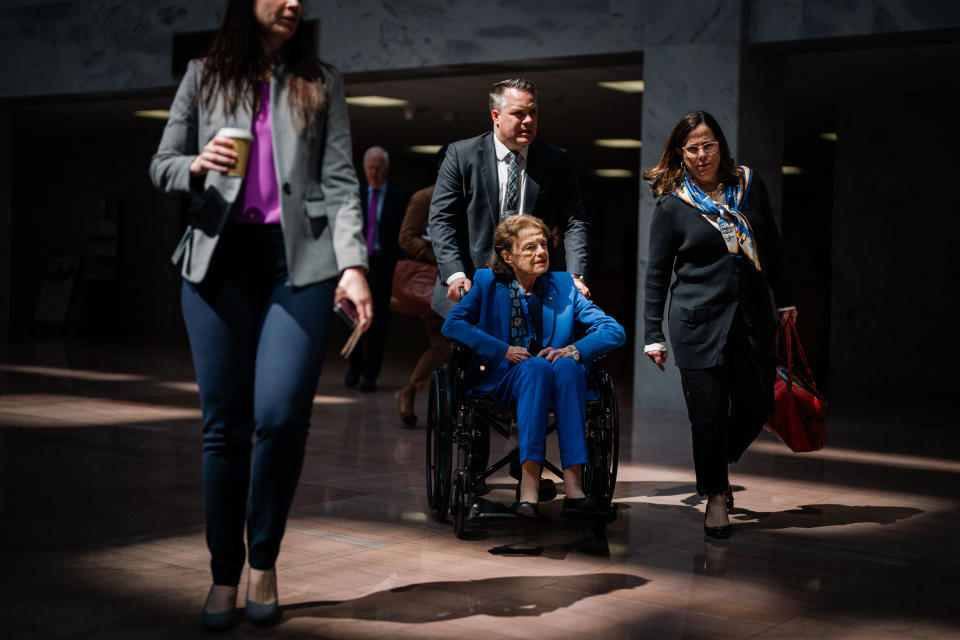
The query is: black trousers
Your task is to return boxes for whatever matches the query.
[348,253,394,382]
[678,312,775,497]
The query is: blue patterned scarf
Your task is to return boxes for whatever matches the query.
[673,165,763,272]
[508,280,536,347]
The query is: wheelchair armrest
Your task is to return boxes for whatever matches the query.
[449,340,473,371]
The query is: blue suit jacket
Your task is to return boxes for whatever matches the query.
[442,269,625,394]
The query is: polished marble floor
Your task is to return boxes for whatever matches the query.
[0,335,957,639]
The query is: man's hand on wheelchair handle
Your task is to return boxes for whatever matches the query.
[504,346,531,364]
[446,277,471,302]
[572,277,590,299]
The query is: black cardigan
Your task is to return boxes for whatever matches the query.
[643,172,794,369]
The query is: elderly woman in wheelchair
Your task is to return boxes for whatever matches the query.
[441,215,625,517]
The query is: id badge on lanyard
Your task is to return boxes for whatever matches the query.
[716,217,739,253]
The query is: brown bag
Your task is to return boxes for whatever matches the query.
[389,259,437,317]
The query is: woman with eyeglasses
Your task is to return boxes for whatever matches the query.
[641,111,797,539]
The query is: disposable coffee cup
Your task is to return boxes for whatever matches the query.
[217,127,252,177]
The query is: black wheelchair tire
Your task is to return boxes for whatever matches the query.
[425,367,453,522]
[453,477,467,539]
[584,371,620,505]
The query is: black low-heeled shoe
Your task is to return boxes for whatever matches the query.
[201,587,239,632]
[510,501,539,518]
[703,511,731,539]
[246,598,282,627]
[703,523,731,539]
[562,495,605,515]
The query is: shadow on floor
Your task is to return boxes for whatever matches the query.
[284,572,647,623]
[730,504,924,530]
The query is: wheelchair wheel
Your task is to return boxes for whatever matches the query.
[425,366,453,522]
[452,477,468,539]
[584,372,620,505]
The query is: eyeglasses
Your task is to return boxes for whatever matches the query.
[681,141,720,158]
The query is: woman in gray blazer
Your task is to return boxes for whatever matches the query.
[642,111,796,540]
[149,0,370,630]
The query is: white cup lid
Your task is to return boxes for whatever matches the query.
[217,127,253,140]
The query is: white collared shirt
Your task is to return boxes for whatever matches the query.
[493,133,529,218]
[445,134,530,285]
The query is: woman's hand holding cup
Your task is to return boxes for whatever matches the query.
[189,128,252,177]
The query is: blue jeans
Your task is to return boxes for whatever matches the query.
[181,223,335,586]
[491,357,589,469]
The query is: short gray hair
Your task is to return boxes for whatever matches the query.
[489,78,538,112]
[363,146,389,166]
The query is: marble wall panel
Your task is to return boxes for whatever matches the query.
[0,1,223,97]
[634,40,743,412]
[750,0,960,43]
[829,92,958,395]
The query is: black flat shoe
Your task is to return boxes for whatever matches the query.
[510,501,539,518]
[562,495,605,515]
[704,523,731,539]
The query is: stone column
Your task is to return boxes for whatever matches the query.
[634,29,786,411]
[0,111,10,343]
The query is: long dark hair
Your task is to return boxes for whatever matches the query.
[199,0,327,131]
[642,111,739,196]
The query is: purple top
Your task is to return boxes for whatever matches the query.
[229,82,282,225]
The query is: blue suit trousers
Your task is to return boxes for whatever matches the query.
[490,356,589,469]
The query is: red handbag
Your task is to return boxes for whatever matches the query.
[764,321,827,452]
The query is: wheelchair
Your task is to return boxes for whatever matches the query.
[425,342,620,539]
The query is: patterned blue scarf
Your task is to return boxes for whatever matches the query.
[673,166,763,272]
[507,280,536,347]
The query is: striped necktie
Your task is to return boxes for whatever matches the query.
[503,150,520,218]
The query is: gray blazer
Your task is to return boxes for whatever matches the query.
[149,59,367,286]
[427,132,590,315]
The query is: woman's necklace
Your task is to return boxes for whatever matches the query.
[703,183,723,203]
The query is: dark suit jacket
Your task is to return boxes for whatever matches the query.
[643,172,794,369]
[360,181,411,272]
[442,270,625,394]
[428,132,590,313]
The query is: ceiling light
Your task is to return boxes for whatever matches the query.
[819,132,838,142]
[597,80,645,93]
[782,166,804,175]
[593,169,634,178]
[134,109,169,120]
[593,138,642,149]
[345,95,410,107]
[408,145,442,154]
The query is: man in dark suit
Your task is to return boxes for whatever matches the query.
[428,78,591,317]
[346,146,411,391]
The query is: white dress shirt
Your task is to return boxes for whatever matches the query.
[446,133,530,285]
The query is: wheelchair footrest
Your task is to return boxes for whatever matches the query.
[563,501,619,524]
[468,496,521,520]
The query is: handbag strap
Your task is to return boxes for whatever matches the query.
[783,320,820,394]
